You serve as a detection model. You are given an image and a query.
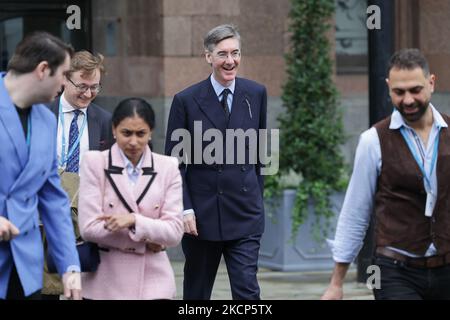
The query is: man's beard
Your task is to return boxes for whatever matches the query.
[396,100,429,123]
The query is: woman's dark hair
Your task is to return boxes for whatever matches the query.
[112,97,155,130]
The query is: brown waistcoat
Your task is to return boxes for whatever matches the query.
[374,114,450,255]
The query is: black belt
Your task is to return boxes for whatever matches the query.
[376,247,450,269]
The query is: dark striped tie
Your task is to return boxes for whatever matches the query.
[221,88,231,120]
[66,109,82,173]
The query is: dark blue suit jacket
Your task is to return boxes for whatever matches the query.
[165,76,267,241]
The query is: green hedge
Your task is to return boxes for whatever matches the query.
[267,0,347,240]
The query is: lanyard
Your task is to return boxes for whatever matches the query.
[26,115,31,148]
[58,101,87,167]
[400,126,440,193]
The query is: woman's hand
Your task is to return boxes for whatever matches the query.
[146,242,166,253]
[97,214,136,232]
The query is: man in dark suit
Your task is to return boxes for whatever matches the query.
[47,50,113,166]
[44,50,113,299]
[165,24,267,300]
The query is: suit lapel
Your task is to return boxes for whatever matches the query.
[0,76,28,169]
[87,105,101,150]
[104,144,138,213]
[227,78,247,130]
[133,146,157,205]
[194,78,228,132]
[48,98,59,117]
[26,105,46,167]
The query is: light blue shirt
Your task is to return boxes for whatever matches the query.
[210,74,235,112]
[330,104,447,263]
[119,149,144,187]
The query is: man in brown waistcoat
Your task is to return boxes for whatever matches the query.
[322,48,450,300]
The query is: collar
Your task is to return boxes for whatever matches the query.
[118,147,144,172]
[210,74,235,98]
[60,93,87,116]
[389,103,448,130]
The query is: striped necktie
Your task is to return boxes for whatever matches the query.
[66,109,82,173]
[221,88,231,120]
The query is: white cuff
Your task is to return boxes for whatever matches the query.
[183,209,195,216]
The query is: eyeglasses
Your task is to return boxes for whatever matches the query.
[213,50,241,61]
[67,77,101,94]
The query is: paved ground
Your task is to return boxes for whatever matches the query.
[172,260,373,300]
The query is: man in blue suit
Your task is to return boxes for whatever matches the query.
[0,32,81,300]
[165,24,267,300]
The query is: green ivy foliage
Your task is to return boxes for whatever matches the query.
[268,0,347,239]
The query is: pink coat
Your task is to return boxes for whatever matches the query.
[78,144,183,300]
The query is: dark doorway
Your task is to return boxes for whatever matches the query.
[0,0,91,71]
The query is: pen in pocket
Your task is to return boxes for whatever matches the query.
[245,98,252,119]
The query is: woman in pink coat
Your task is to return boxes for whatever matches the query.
[78,98,183,299]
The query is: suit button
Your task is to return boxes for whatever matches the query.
[109,203,114,208]
[219,190,223,195]
[242,187,248,192]
[6,195,10,200]
[42,171,46,176]
[241,166,246,172]
[218,169,222,173]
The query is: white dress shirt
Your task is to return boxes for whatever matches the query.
[57,94,90,172]
[119,148,144,188]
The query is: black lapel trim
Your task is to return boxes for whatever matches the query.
[104,148,134,213]
[136,153,158,205]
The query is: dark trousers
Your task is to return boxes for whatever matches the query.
[182,234,261,300]
[373,255,450,300]
[6,264,41,300]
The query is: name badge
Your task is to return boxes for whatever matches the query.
[425,192,436,217]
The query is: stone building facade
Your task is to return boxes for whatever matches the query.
[2,0,449,163]
[89,0,450,167]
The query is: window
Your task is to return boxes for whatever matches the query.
[335,0,368,74]
[0,0,91,71]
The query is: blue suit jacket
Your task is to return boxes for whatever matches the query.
[165,76,267,241]
[0,73,80,298]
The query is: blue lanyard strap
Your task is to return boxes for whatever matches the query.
[58,101,87,167]
[400,126,440,192]
[26,115,31,148]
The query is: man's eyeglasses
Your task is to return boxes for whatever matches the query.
[214,50,241,61]
[67,78,101,94]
